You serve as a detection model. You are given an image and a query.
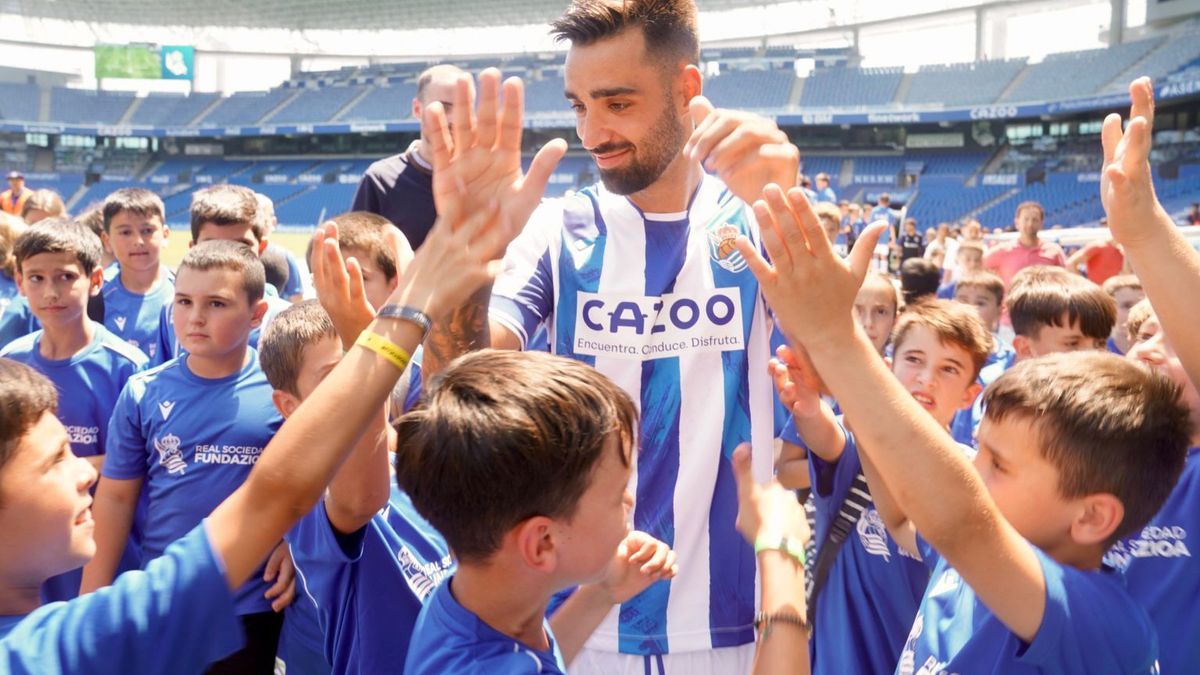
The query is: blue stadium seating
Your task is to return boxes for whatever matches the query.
[905,59,1027,106]
[906,178,1011,227]
[129,93,217,127]
[340,84,418,122]
[799,156,845,186]
[704,69,795,110]
[200,89,294,127]
[269,86,365,124]
[1106,31,1200,91]
[0,83,41,122]
[1001,38,1163,103]
[800,66,903,108]
[524,75,568,114]
[49,88,135,125]
[905,152,989,177]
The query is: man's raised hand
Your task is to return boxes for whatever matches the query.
[425,68,567,259]
[685,96,799,206]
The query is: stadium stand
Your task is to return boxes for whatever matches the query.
[48,88,135,125]
[200,89,295,127]
[269,86,366,124]
[904,59,1027,106]
[703,69,796,110]
[339,84,418,122]
[1001,37,1164,103]
[0,82,41,122]
[800,66,904,108]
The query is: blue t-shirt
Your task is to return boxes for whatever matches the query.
[936,280,957,300]
[103,351,283,615]
[950,341,1016,448]
[0,523,241,675]
[897,535,1158,674]
[266,243,306,300]
[1,323,148,602]
[0,295,39,350]
[1106,336,1125,356]
[151,287,291,366]
[804,421,931,675]
[102,265,175,362]
[0,271,17,304]
[405,580,567,675]
[1105,447,1200,675]
[288,484,454,675]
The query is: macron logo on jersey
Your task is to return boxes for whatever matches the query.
[158,400,176,420]
[573,288,745,360]
[113,315,127,332]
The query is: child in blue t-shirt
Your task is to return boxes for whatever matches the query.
[0,201,504,674]
[741,179,1190,673]
[82,240,294,672]
[1105,302,1200,674]
[394,348,678,675]
[0,219,148,602]
[1100,274,1144,356]
[774,301,987,675]
[98,188,175,361]
[152,184,291,365]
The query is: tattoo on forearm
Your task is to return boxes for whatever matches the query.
[424,284,492,378]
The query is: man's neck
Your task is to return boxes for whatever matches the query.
[186,346,250,380]
[120,264,163,295]
[38,318,94,360]
[410,140,432,171]
[451,563,554,652]
[1018,233,1040,247]
[626,153,704,215]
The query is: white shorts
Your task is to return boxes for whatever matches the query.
[570,643,756,675]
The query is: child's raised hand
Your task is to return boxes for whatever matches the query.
[734,184,887,352]
[596,531,678,605]
[1101,77,1167,247]
[732,443,809,546]
[770,343,827,420]
[311,223,377,349]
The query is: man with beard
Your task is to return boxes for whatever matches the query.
[420,1,799,672]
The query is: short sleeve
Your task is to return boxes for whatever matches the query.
[1017,548,1157,672]
[288,500,366,568]
[0,524,241,674]
[101,382,148,480]
[913,533,941,571]
[152,304,177,367]
[282,250,304,299]
[490,206,561,349]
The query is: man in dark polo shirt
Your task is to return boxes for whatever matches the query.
[351,64,463,249]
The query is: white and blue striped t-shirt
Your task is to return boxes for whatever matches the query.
[490,175,775,655]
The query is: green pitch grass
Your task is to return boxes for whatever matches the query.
[161,230,314,269]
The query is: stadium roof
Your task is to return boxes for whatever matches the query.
[7,0,780,31]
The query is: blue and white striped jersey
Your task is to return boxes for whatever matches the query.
[490,175,775,655]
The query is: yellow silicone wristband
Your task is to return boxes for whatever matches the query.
[354,331,412,372]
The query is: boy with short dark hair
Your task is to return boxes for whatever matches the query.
[100,188,173,361]
[0,219,147,601]
[949,270,1014,445]
[740,183,1192,674]
[152,185,291,364]
[1101,274,1144,355]
[0,198,507,674]
[398,349,671,674]
[1007,270,1115,360]
[83,240,291,673]
[773,300,987,675]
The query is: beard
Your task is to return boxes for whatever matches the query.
[593,103,686,196]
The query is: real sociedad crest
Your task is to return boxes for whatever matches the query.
[707,221,748,273]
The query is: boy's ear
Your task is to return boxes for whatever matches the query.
[1012,335,1033,360]
[271,389,300,419]
[1071,493,1124,547]
[258,238,269,257]
[100,231,112,253]
[161,226,170,242]
[513,515,558,574]
[249,299,269,328]
[88,267,104,297]
[958,381,983,410]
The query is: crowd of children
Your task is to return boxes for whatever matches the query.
[0,3,1197,673]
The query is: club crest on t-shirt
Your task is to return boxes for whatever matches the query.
[154,433,187,475]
